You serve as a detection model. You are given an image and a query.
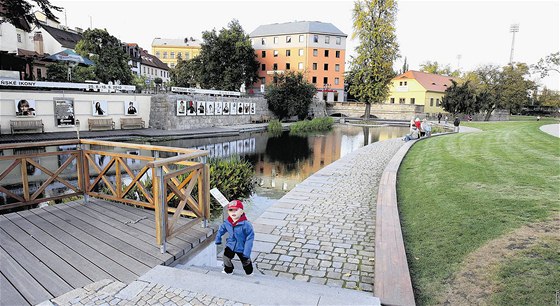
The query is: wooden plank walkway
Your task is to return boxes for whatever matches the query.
[0,199,215,305]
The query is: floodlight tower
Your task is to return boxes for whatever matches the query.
[509,24,519,64]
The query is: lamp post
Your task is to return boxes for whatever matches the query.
[509,24,519,65]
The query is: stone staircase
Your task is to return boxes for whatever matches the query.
[41,265,380,305]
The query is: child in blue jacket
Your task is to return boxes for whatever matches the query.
[215,200,255,275]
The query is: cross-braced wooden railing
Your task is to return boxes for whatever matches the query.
[0,139,209,253]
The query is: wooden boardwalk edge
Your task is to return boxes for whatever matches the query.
[374,140,416,306]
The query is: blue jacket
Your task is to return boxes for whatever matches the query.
[215,218,254,258]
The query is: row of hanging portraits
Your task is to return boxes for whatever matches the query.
[177,100,256,116]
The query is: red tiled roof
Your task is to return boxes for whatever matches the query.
[394,70,454,92]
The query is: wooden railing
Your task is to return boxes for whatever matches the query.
[0,139,209,252]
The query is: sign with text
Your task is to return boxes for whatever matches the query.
[54,98,75,127]
[210,188,229,207]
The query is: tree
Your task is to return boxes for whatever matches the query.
[537,87,560,108]
[348,0,400,119]
[46,62,67,82]
[532,52,560,78]
[265,72,316,120]
[171,57,201,87]
[154,77,163,93]
[420,61,461,77]
[400,57,409,74]
[499,63,534,114]
[75,28,132,85]
[187,19,259,91]
[0,0,61,28]
[441,80,480,115]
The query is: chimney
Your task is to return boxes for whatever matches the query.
[33,32,44,55]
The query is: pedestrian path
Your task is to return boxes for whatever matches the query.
[540,123,560,138]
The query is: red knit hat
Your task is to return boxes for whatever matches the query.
[228,200,244,210]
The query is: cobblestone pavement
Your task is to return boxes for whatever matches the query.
[251,138,405,292]
[40,279,251,306]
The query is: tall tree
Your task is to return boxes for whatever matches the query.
[192,19,259,91]
[171,57,201,88]
[500,63,534,114]
[441,80,480,115]
[420,61,461,77]
[265,72,316,120]
[532,52,560,78]
[348,0,399,118]
[0,0,61,28]
[400,57,409,74]
[537,87,560,108]
[75,28,132,85]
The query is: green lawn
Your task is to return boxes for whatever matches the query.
[397,120,560,305]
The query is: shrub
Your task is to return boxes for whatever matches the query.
[290,117,334,135]
[267,119,283,136]
[208,156,255,211]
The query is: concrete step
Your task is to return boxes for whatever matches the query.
[139,265,380,305]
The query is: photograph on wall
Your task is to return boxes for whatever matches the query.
[222,102,230,115]
[236,140,244,154]
[244,139,250,152]
[243,103,250,114]
[125,101,138,115]
[206,101,215,115]
[95,154,110,169]
[196,101,206,115]
[222,142,230,156]
[230,102,237,115]
[250,103,256,115]
[177,99,187,116]
[206,144,215,157]
[15,99,36,117]
[215,102,222,115]
[54,98,75,127]
[215,143,223,157]
[57,145,78,172]
[237,102,244,114]
[229,141,237,155]
[126,150,141,166]
[250,138,256,152]
[187,101,196,116]
[92,100,108,116]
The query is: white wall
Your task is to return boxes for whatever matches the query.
[0,90,151,134]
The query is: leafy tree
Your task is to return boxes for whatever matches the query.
[171,58,201,87]
[537,87,560,108]
[46,62,67,82]
[420,61,461,77]
[75,28,132,85]
[348,0,400,119]
[532,52,560,78]
[72,66,96,83]
[499,63,534,114]
[265,72,316,120]
[188,19,259,91]
[399,57,409,74]
[441,80,479,115]
[131,74,147,93]
[0,0,61,28]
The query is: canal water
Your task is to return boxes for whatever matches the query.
[149,124,409,221]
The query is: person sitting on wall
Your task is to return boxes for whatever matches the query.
[403,126,420,141]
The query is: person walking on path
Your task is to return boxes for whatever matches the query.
[453,116,461,132]
[437,112,442,123]
[215,200,255,275]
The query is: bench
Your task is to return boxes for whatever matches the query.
[10,119,45,134]
[120,117,145,129]
[88,118,115,131]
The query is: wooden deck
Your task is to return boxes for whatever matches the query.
[0,199,215,305]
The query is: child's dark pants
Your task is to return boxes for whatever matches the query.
[223,247,253,275]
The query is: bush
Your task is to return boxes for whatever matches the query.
[208,156,255,211]
[267,119,283,136]
[289,117,334,135]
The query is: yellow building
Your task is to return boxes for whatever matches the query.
[151,37,201,69]
[385,70,454,116]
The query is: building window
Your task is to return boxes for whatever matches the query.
[36,68,42,79]
[323,77,328,85]
[399,81,403,86]
[261,51,266,58]
[286,50,291,56]
[261,64,266,71]
[273,37,278,44]
[286,63,291,70]
[390,97,395,104]
[313,35,318,43]
[411,98,415,104]
[325,36,330,44]
[312,76,317,84]
[185,53,190,60]
[335,51,340,58]
[324,63,328,71]
[324,50,329,57]
[143,67,146,73]
[299,49,304,56]
[286,36,291,43]
[335,64,340,72]
[436,98,440,106]
[404,81,408,85]
[163,52,167,59]
[273,63,278,70]
[313,49,318,56]
[273,50,278,57]
[261,38,266,45]
[156,51,160,58]
[298,62,303,70]
[399,98,405,104]
[312,63,317,70]
[17,33,22,43]
[430,98,434,106]
[178,52,182,58]
[336,37,341,45]
[171,52,175,59]
[334,77,339,85]
[299,35,304,42]
[260,77,265,84]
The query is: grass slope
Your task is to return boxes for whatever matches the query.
[397,120,560,305]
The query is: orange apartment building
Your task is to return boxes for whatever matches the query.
[249,21,347,102]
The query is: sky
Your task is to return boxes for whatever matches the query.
[50,0,559,90]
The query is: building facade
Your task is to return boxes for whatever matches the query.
[385,70,453,116]
[123,43,142,76]
[249,21,347,102]
[140,49,170,84]
[151,37,201,69]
